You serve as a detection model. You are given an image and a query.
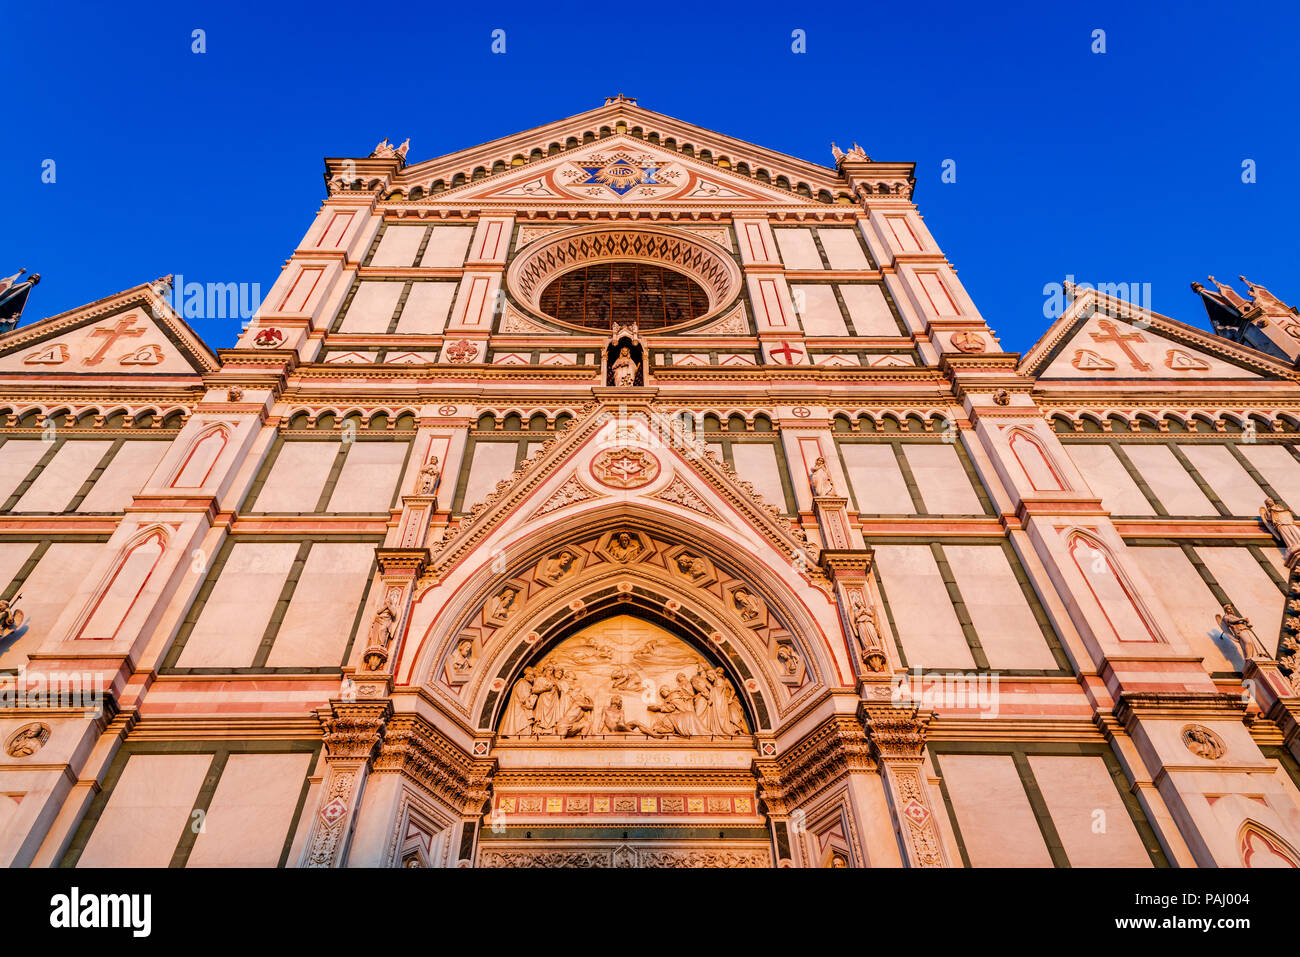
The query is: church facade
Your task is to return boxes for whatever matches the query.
[3,97,1300,868]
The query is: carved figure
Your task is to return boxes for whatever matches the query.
[610,346,638,387]
[607,531,642,563]
[1217,604,1270,661]
[809,456,836,496]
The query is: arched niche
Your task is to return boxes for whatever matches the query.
[403,507,834,729]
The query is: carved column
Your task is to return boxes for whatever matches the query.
[299,699,391,867]
[860,703,950,867]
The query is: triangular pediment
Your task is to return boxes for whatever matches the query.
[0,278,218,377]
[1021,285,1294,382]
[427,135,825,207]
[432,398,822,583]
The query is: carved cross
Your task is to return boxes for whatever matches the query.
[85,318,146,366]
[1089,319,1150,371]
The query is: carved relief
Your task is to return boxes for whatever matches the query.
[5,722,50,758]
[477,843,770,868]
[497,617,748,739]
[535,548,583,586]
[531,475,596,518]
[726,584,768,629]
[486,584,524,627]
[595,528,652,565]
[667,547,717,587]
[444,636,477,686]
[1181,724,1226,760]
[652,474,716,517]
[590,447,660,489]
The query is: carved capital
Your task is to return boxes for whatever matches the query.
[860,703,931,761]
[318,700,391,761]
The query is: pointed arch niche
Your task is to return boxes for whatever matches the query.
[404,507,835,734]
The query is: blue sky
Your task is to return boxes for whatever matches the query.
[3,0,1297,351]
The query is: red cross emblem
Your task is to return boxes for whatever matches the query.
[769,341,804,365]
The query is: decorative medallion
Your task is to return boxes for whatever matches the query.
[437,405,458,416]
[318,796,348,826]
[590,447,660,489]
[444,339,479,363]
[570,153,669,197]
[950,331,986,353]
[1181,724,1226,760]
[790,406,811,418]
[5,722,50,758]
[253,327,284,348]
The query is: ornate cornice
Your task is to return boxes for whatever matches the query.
[758,715,876,813]
[372,713,493,813]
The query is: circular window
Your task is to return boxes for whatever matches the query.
[505,226,743,333]
[538,262,710,330]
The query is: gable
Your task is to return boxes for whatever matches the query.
[0,281,217,377]
[427,136,823,207]
[1038,314,1263,380]
[435,400,820,583]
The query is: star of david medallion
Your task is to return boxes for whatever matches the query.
[591,447,660,489]
[572,155,668,197]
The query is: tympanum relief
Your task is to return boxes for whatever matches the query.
[499,616,749,739]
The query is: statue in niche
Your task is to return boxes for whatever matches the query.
[809,456,836,497]
[607,531,642,563]
[606,322,643,387]
[362,604,397,671]
[610,346,639,387]
[1217,604,1271,661]
[851,594,888,672]
[502,666,538,736]
[777,644,801,677]
[1261,497,1300,561]
[418,454,441,497]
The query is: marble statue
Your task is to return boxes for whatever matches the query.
[610,346,638,387]
[1217,604,1270,661]
[809,456,836,496]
